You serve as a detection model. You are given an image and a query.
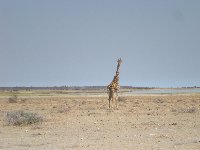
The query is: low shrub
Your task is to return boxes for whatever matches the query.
[182,107,196,113]
[118,96,127,103]
[8,95,18,103]
[5,110,43,126]
[171,107,196,114]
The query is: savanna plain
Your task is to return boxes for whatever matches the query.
[0,89,200,150]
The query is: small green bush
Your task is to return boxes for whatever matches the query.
[5,110,43,126]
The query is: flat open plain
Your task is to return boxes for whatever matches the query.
[0,90,200,150]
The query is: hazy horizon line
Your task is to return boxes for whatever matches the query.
[0,85,199,88]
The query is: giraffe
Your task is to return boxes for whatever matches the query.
[107,58,122,108]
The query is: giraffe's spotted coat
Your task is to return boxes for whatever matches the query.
[107,58,122,108]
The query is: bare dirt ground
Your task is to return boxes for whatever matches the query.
[0,93,200,150]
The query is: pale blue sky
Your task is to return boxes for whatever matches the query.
[0,0,200,87]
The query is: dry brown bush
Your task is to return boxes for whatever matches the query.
[118,96,127,103]
[8,95,18,103]
[5,110,43,126]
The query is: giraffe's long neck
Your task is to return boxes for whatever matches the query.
[107,58,122,89]
[116,63,121,74]
[111,62,121,86]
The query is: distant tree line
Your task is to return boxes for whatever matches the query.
[0,86,157,91]
[1,86,199,91]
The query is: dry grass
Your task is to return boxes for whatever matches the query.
[0,92,200,149]
[8,95,18,103]
[118,96,127,103]
[171,107,197,113]
[5,110,43,126]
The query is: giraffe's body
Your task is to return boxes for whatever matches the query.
[107,58,122,108]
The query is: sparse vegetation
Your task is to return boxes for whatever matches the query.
[8,95,18,103]
[57,106,70,113]
[5,110,43,126]
[153,99,164,103]
[171,107,197,113]
[118,96,127,103]
[0,91,200,149]
[19,98,26,103]
[181,107,196,113]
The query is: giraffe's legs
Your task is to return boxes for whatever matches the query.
[108,90,113,108]
[115,93,118,108]
[109,97,113,108]
[108,91,119,109]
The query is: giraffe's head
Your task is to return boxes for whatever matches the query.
[117,58,122,65]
